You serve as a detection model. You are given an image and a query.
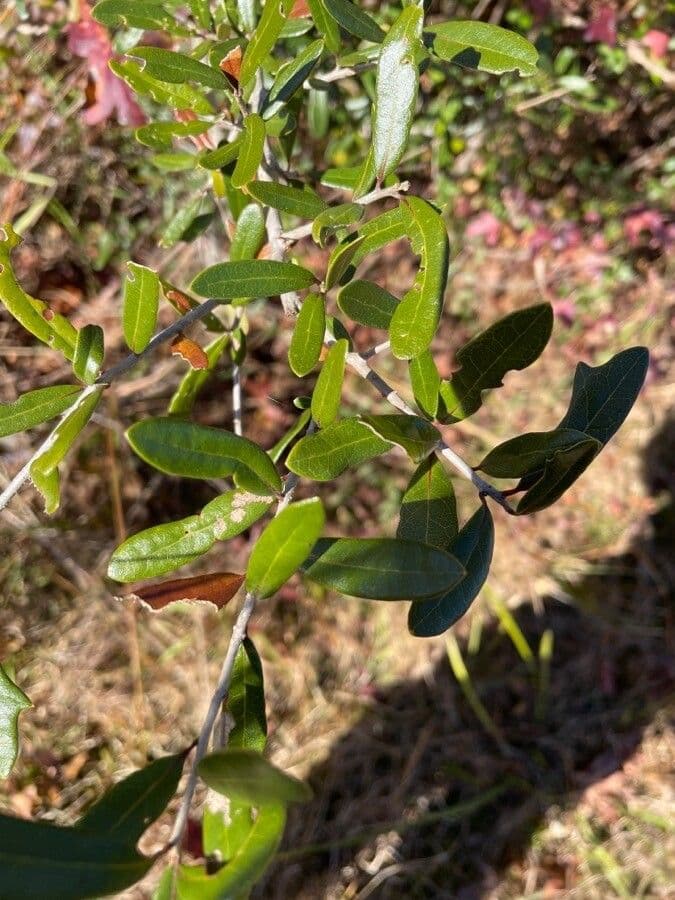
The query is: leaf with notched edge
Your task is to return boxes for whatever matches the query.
[0,665,31,778]
[126,572,245,610]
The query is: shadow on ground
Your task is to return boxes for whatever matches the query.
[257,416,674,899]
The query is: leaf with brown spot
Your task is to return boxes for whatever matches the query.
[171,332,209,369]
[220,46,243,88]
[127,572,245,611]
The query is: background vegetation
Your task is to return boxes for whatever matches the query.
[0,0,672,897]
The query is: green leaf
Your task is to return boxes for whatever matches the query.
[126,418,282,493]
[265,39,324,114]
[0,224,78,360]
[151,151,198,172]
[29,385,104,514]
[168,333,231,416]
[323,0,385,44]
[232,114,266,189]
[239,0,295,86]
[229,203,266,261]
[226,637,267,752]
[198,136,243,170]
[360,414,440,463]
[108,489,273,582]
[199,749,312,806]
[408,505,494,637]
[397,455,457,549]
[325,235,365,290]
[188,0,211,30]
[312,203,364,247]
[0,815,152,900]
[159,196,208,248]
[191,259,315,301]
[311,339,347,428]
[409,350,440,418]
[307,85,330,139]
[0,665,30,778]
[237,0,257,32]
[135,120,211,151]
[202,802,252,861]
[246,181,327,218]
[73,324,104,385]
[307,0,341,53]
[110,59,213,115]
[0,386,82,438]
[515,437,602,515]
[92,0,181,32]
[479,428,599,478]
[246,498,325,598]
[302,537,465,600]
[337,279,397,329]
[122,262,160,354]
[286,417,391,480]
[438,303,553,422]
[131,47,228,90]
[175,804,286,900]
[425,20,539,75]
[373,6,423,181]
[77,751,187,842]
[351,205,406,265]
[269,408,312,463]
[289,293,325,377]
[558,347,649,446]
[390,197,449,359]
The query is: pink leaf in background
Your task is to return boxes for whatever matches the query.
[584,4,617,46]
[66,2,145,126]
[642,30,669,59]
[466,211,502,247]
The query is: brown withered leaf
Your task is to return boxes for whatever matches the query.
[220,46,242,88]
[171,332,209,369]
[165,289,192,312]
[256,243,273,260]
[127,572,245,611]
[290,0,311,17]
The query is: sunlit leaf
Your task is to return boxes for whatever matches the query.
[265,39,324,114]
[307,0,341,53]
[312,203,364,247]
[337,279,397,329]
[127,571,245,610]
[92,0,180,32]
[135,120,211,151]
[286,417,391,480]
[360,414,440,463]
[230,203,266,261]
[350,205,406,265]
[246,498,325,597]
[131,47,228,90]
[323,0,385,44]
[0,665,30,778]
[110,59,213,115]
[232,114,266,189]
[409,350,440,418]
[397,455,457,549]
[199,749,312,805]
[246,181,327,218]
[0,386,82,438]
[191,259,315,301]
[325,235,364,290]
[239,0,295,86]
[73,324,104,385]
[198,137,243,170]
[226,637,267,752]
[425,20,538,75]
[123,262,160,353]
[311,339,347,428]
[288,293,325,376]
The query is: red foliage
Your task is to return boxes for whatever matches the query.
[642,29,669,59]
[583,4,617,46]
[65,2,145,126]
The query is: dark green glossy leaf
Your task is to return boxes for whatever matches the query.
[516,436,602,515]
[246,498,325,597]
[226,637,267,752]
[438,303,553,422]
[109,59,213,115]
[126,418,282,493]
[266,39,324,114]
[479,428,597,478]
[230,203,266,261]
[558,347,649,446]
[311,339,347,428]
[135,120,211,151]
[246,181,327,218]
[425,20,538,75]
[361,414,440,463]
[123,262,160,354]
[324,0,385,44]
[312,203,364,247]
[390,197,449,359]
[29,385,103,514]
[108,489,273,582]
[0,386,82,438]
[239,0,295,85]
[92,0,179,32]
[77,751,187,842]
[199,750,312,805]
[199,137,243,171]
[373,6,423,181]
[73,324,104,385]
[409,350,440,418]
[286,418,390,480]
[0,815,152,900]
[397,455,457,549]
[408,504,494,637]
[0,665,30,778]
[175,804,286,900]
[0,224,77,360]
[303,537,465,599]
[232,114,266,189]
[131,47,228,90]
[325,236,365,290]
[168,333,231,416]
[307,0,341,53]
[191,259,315,301]
[289,293,325,377]
[337,279,397,329]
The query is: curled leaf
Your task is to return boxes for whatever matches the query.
[171,333,209,369]
[125,572,245,611]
